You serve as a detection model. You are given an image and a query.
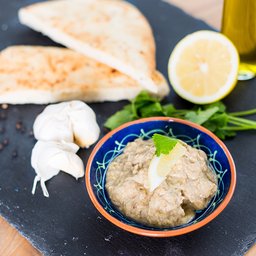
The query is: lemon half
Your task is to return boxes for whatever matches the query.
[168,30,239,104]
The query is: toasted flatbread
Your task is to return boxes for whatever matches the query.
[18,0,158,92]
[0,46,169,104]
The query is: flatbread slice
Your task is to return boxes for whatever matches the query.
[0,46,169,104]
[18,0,158,92]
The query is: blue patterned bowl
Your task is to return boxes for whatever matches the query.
[85,117,236,237]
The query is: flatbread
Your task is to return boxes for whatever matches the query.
[0,46,169,104]
[19,0,158,92]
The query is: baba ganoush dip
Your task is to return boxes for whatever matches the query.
[106,138,217,227]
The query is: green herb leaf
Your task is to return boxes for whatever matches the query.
[139,102,164,117]
[162,104,177,116]
[104,105,134,130]
[184,106,219,125]
[152,134,178,156]
[203,101,226,113]
[203,113,229,132]
[104,91,256,140]
[214,128,236,140]
[132,90,158,104]
[131,91,158,117]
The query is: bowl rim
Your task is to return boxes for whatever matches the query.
[85,117,236,237]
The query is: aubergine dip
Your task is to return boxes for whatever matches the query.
[106,135,217,228]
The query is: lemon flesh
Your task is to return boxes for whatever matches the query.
[148,142,186,192]
[168,30,239,104]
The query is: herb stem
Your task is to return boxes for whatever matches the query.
[222,126,256,131]
[172,110,188,114]
[230,109,256,117]
[228,116,256,126]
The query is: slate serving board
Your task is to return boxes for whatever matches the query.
[0,0,256,255]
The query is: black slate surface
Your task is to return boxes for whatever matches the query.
[0,0,256,255]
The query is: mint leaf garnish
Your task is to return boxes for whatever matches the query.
[152,134,178,157]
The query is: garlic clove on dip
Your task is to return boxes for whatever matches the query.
[33,102,73,143]
[31,140,84,197]
[67,101,100,148]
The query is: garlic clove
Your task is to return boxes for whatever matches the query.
[48,150,84,179]
[57,140,80,153]
[31,141,60,181]
[31,141,60,197]
[33,103,73,143]
[31,140,83,197]
[41,101,69,114]
[67,101,100,148]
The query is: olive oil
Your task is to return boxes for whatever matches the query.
[221,0,256,80]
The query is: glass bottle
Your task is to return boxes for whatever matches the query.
[221,0,256,80]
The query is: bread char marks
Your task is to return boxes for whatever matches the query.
[0,46,133,89]
[18,0,157,92]
[0,46,169,103]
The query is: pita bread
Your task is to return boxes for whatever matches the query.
[18,0,158,92]
[0,46,169,104]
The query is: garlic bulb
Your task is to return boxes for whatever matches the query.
[33,101,100,147]
[31,100,100,197]
[31,140,84,197]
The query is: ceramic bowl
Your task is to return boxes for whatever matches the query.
[85,117,236,237]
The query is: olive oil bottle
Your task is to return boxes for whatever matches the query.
[221,0,256,80]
